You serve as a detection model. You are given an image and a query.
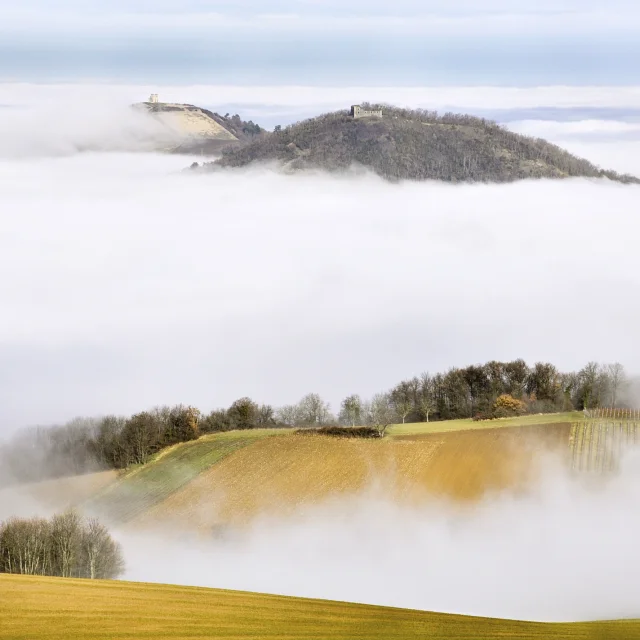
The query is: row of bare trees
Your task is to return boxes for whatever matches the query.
[0,361,630,486]
[0,510,124,579]
[342,361,629,426]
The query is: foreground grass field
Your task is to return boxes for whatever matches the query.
[2,574,639,640]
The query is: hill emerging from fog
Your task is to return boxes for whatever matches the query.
[208,105,640,183]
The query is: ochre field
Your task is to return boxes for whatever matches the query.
[2,414,579,532]
[2,574,639,640]
[135,422,571,530]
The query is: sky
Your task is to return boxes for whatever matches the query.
[1,0,640,84]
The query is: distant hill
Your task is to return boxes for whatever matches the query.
[134,99,265,154]
[208,104,640,183]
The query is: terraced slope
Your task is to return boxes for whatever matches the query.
[3,575,639,640]
[85,430,284,525]
[135,423,570,531]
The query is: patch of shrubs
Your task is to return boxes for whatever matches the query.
[296,426,382,439]
[473,394,527,421]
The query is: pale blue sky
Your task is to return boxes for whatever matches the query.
[1,0,639,84]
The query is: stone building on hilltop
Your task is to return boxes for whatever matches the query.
[350,105,383,119]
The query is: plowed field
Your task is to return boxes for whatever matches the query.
[135,423,571,531]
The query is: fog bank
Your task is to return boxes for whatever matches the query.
[122,452,640,623]
[1,150,639,432]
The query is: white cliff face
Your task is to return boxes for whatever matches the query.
[138,101,238,142]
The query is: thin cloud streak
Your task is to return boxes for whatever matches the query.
[5,84,640,114]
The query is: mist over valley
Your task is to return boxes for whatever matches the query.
[2,81,640,637]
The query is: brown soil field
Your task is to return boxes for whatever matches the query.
[134,423,571,532]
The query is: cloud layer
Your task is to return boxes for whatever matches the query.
[1,159,640,430]
[0,85,639,433]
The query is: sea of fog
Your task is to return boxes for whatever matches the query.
[1,84,640,430]
[1,82,640,623]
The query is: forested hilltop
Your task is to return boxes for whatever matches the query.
[206,105,640,183]
[0,360,630,486]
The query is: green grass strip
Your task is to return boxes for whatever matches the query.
[84,429,285,524]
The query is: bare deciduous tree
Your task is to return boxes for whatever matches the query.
[50,510,81,578]
[390,382,413,424]
[298,393,332,427]
[0,511,124,580]
[275,404,300,427]
[366,393,394,436]
[607,363,627,408]
[340,395,362,427]
[418,373,436,423]
[80,518,125,580]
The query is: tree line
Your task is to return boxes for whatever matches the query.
[0,510,124,579]
[0,360,630,486]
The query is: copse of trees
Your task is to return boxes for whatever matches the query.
[377,360,628,425]
[0,510,124,580]
[0,360,630,486]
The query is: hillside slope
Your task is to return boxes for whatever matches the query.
[211,105,640,183]
[134,423,571,532]
[3,574,639,639]
[133,100,238,154]
[134,99,267,155]
[84,430,283,525]
[1,417,575,530]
